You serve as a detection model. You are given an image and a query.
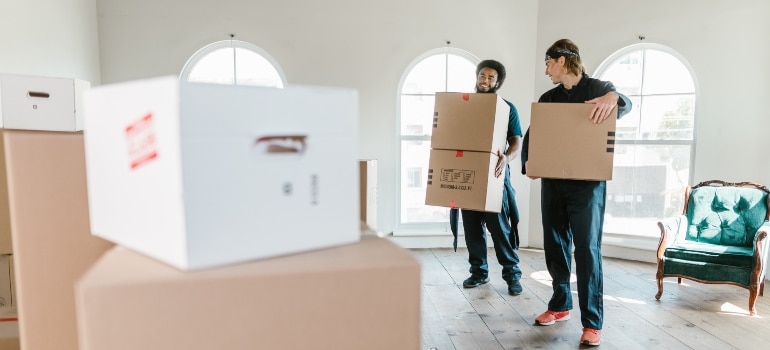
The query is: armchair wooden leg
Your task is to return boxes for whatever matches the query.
[761,281,765,297]
[655,260,664,300]
[749,285,759,316]
[677,277,682,284]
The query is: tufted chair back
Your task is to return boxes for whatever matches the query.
[685,185,769,247]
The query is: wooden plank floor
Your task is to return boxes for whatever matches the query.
[412,247,770,349]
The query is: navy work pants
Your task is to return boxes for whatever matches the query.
[541,179,606,330]
[462,208,521,283]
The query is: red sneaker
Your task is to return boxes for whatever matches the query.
[580,328,601,346]
[535,310,570,326]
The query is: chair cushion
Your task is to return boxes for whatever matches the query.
[685,186,768,246]
[665,241,754,268]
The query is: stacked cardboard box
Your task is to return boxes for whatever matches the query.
[74,77,421,349]
[1,74,115,350]
[0,131,16,311]
[75,234,420,350]
[424,92,510,212]
[0,307,19,349]
[82,77,361,270]
[359,159,377,230]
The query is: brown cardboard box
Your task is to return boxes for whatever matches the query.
[0,256,11,307]
[0,132,12,255]
[75,235,421,350]
[358,159,377,229]
[425,149,503,212]
[0,307,19,350]
[4,131,114,350]
[527,103,617,181]
[0,322,19,350]
[430,92,510,153]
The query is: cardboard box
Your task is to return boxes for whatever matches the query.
[83,77,360,270]
[0,256,11,307]
[527,103,617,181]
[359,159,377,230]
[424,149,503,212]
[7,258,13,311]
[0,132,11,255]
[430,92,510,153]
[0,307,20,350]
[75,235,421,350]
[0,322,20,350]
[4,131,114,350]
[0,74,88,132]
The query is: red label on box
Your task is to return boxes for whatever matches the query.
[125,113,158,170]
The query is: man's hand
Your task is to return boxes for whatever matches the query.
[494,149,508,178]
[585,91,618,124]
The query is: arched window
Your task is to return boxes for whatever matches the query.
[595,44,697,237]
[396,48,479,232]
[180,39,286,88]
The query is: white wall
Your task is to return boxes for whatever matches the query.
[19,0,764,249]
[528,0,770,248]
[0,0,101,83]
[95,0,540,245]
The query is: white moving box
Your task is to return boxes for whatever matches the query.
[0,74,89,131]
[83,76,360,270]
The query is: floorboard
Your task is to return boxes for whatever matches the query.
[413,247,770,350]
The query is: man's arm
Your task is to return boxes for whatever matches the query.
[586,80,632,123]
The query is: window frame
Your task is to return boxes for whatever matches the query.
[179,39,287,87]
[394,47,479,235]
[594,43,699,244]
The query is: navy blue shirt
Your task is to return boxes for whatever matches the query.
[503,98,523,142]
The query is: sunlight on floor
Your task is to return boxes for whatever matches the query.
[604,295,647,305]
[531,270,648,305]
[717,302,758,317]
[529,270,576,285]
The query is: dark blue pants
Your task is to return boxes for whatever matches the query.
[462,209,521,283]
[541,179,605,330]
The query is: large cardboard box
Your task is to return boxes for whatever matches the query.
[430,92,510,153]
[359,159,377,229]
[0,255,11,307]
[75,235,421,350]
[0,132,11,255]
[83,77,360,270]
[0,74,88,132]
[424,149,503,212]
[527,103,617,181]
[0,307,19,350]
[4,131,114,350]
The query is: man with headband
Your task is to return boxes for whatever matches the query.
[450,59,524,297]
[521,39,632,346]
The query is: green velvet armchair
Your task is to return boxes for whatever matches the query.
[655,180,770,316]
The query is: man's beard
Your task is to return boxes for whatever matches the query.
[475,85,498,94]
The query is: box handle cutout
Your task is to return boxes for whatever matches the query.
[254,135,307,155]
[28,91,50,98]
